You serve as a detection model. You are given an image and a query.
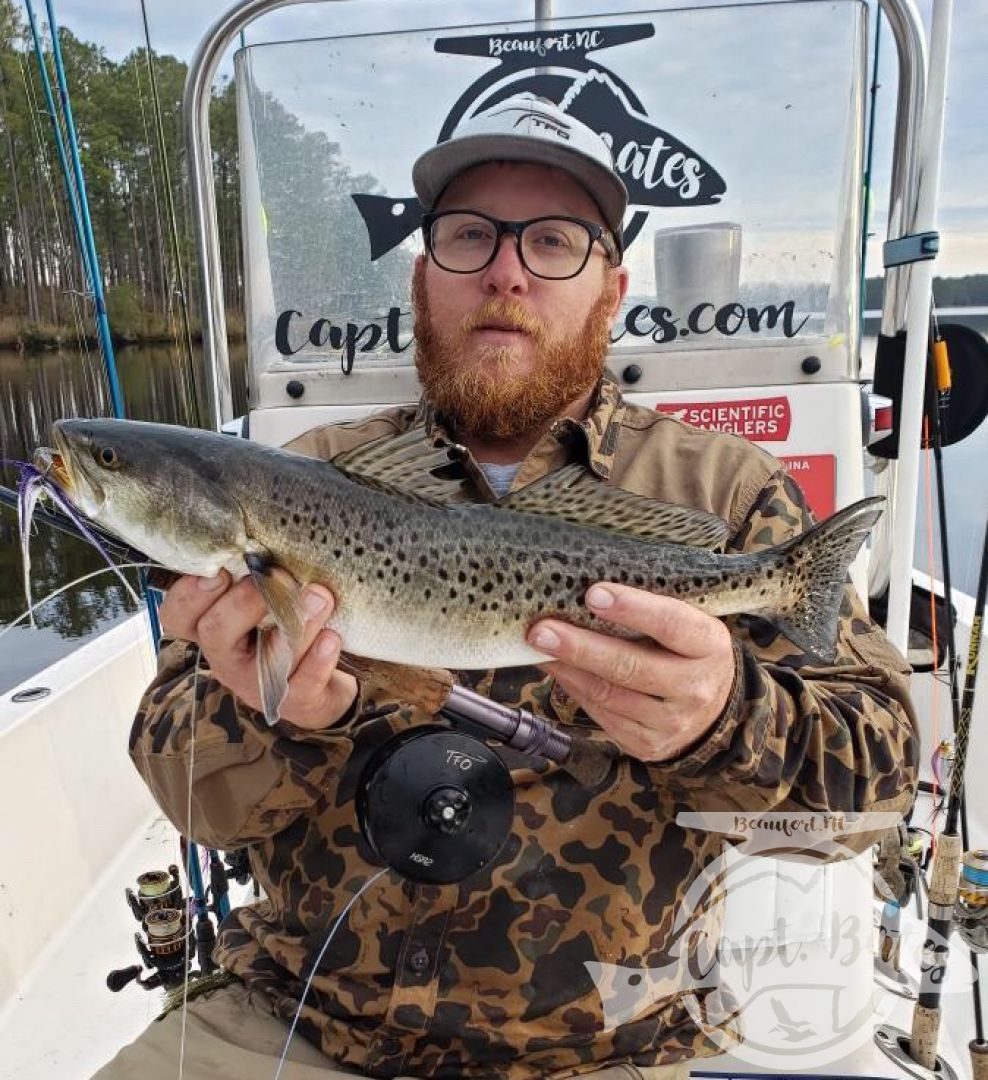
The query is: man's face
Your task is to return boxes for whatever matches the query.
[413,161,628,441]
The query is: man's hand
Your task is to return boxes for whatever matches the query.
[159,572,358,730]
[528,583,737,762]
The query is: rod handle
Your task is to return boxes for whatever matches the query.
[929,831,963,906]
[910,1003,941,1070]
[933,338,951,393]
[972,1040,988,1080]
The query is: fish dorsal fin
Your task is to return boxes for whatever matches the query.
[330,427,471,504]
[499,465,730,548]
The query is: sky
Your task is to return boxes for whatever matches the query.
[42,0,988,280]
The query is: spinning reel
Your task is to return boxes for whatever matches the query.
[955,849,988,953]
[106,852,241,993]
[106,866,200,993]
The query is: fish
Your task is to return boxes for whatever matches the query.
[33,418,883,724]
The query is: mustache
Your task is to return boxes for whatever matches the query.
[460,299,549,345]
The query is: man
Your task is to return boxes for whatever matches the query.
[98,95,918,1080]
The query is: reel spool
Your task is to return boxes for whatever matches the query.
[357,726,514,885]
[126,867,182,921]
[955,849,988,953]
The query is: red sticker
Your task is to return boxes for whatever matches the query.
[779,455,836,520]
[656,396,791,440]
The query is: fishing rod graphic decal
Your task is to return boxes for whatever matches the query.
[351,23,726,261]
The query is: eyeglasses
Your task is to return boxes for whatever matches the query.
[422,210,622,280]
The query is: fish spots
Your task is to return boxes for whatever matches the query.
[280,516,288,527]
[292,513,301,524]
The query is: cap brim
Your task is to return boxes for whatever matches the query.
[413,132,627,236]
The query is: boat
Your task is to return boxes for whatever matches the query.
[2,1,987,1077]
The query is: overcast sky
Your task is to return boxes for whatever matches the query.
[43,0,988,278]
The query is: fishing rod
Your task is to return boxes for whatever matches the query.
[924,312,988,1055]
[138,0,202,429]
[22,0,125,420]
[908,520,988,1076]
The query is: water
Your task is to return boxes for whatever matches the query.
[0,329,985,694]
[0,343,247,692]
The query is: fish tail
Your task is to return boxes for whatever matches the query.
[770,496,885,661]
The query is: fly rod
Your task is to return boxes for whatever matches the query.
[910,519,988,1076]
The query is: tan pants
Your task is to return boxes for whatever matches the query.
[90,980,693,1080]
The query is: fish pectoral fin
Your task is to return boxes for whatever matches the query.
[330,427,473,504]
[256,624,293,725]
[245,552,307,646]
[499,465,730,548]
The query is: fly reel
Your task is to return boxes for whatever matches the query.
[356,726,514,885]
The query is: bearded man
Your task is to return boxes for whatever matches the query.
[98,95,917,1080]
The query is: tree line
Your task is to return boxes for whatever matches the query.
[0,0,241,348]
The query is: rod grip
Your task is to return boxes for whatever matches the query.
[910,1003,941,1070]
[972,1040,988,1080]
[933,338,951,392]
[929,831,963,906]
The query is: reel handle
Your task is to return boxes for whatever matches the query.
[106,965,142,993]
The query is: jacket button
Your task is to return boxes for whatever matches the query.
[408,947,430,972]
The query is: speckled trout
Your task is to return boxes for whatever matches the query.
[36,418,882,720]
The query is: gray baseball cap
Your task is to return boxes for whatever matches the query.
[412,93,628,239]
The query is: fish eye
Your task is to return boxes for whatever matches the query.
[95,445,120,469]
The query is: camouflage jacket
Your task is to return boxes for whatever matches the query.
[130,374,918,1078]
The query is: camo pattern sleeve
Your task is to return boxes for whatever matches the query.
[650,466,919,840]
[128,637,360,850]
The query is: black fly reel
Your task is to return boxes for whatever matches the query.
[356,726,514,885]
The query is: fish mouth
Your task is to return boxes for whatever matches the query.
[32,446,73,493]
[36,423,105,512]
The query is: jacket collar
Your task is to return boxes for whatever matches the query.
[414,370,626,481]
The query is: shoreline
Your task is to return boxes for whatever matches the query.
[0,316,246,354]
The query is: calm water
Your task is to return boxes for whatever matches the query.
[0,326,985,694]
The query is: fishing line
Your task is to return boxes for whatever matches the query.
[0,561,155,646]
[272,867,389,1080]
[177,644,203,1080]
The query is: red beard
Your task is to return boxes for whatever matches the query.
[412,262,617,441]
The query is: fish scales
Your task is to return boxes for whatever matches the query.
[35,419,884,679]
[243,455,796,670]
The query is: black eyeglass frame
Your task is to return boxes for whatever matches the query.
[421,209,623,280]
